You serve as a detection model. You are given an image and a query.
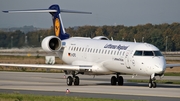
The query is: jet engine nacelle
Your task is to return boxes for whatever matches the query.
[41,36,62,52]
[93,36,109,40]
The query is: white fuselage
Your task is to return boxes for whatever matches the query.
[57,37,166,76]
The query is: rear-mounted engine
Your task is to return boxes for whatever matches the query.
[93,36,109,40]
[41,36,62,52]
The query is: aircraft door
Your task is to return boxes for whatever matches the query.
[125,50,131,69]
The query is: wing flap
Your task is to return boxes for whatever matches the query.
[0,63,92,71]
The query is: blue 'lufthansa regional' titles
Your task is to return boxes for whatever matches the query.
[104,44,129,50]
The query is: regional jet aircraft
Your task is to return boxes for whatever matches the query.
[1,4,180,88]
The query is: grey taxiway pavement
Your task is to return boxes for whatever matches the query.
[0,72,180,101]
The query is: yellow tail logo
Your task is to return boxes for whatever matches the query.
[54,18,60,37]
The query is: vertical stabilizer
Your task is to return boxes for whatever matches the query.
[49,5,69,40]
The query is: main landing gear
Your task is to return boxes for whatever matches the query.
[66,72,80,86]
[111,73,124,86]
[148,74,157,88]
[67,76,79,86]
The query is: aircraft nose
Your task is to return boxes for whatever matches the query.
[154,63,166,74]
[152,56,166,74]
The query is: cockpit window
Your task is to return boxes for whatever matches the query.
[134,50,163,56]
[144,51,153,56]
[154,51,163,56]
[134,51,143,56]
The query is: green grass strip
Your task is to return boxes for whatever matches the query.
[0,93,142,101]
[164,72,180,76]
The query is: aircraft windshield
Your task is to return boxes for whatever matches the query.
[134,50,163,56]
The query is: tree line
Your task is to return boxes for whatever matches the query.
[0,23,180,51]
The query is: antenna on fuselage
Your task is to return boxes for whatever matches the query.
[134,38,136,43]
[111,37,113,41]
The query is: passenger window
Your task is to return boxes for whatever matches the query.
[99,49,101,53]
[105,50,107,54]
[123,52,125,56]
[108,50,110,54]
[114,51,116,55]
[96,49,98,53]
[117,51,119,55]
[85,48,87,52]
[79,48,81,51]
[71,47,73,51]
[93,49,95,53]
[134,51,143,56]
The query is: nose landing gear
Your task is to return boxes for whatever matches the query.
[149,73,156,88]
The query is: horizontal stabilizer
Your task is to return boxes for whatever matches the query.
[3,9,57,13]
[61,9,92,14]
[3,9,92,14]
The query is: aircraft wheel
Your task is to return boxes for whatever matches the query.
[148,75,157,88]
[117,76,124,85]
[74,76,80,85]
[67,76,73,86]
[152,82,156,88]
[148,82,153,88]
[111,76,117,85]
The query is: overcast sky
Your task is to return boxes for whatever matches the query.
[1,0,180,28]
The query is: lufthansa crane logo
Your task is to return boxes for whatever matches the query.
[54,18,60,37]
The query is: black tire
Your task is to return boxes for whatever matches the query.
[149,82,153,88]
[152,82,156,88]
[111,76,117,85]
[74,76,80,86]
[117,76,124,85]
[67,76,73,86]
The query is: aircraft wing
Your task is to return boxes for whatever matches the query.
[0,63,92,71]
[166,64,180,68]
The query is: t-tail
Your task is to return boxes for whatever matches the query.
[3,4,92,40]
